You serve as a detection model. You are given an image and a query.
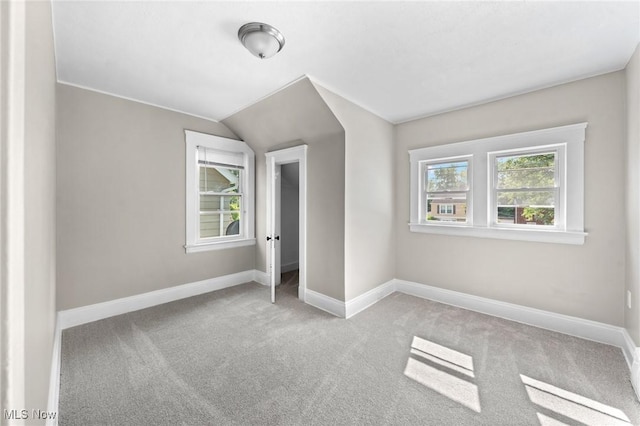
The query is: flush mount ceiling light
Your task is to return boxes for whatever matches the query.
[238,22,285,59]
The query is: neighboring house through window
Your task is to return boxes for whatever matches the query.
[409,123,587,244]
[424,159,472,224]
[185,130,255,253]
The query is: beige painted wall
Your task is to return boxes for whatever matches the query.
[24,2,56,410]
[223,78,347,301]
[24,1,57,415]
[0,0,57,419]
[56,84,254,310]
[626,43,640,344]
[396,71,626,326]
[313,84,396,301]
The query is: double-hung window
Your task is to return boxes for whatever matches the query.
[185,130,255,253]
[409,123,587,244]
[422,158,472,224]
[490,146,563,229]
[198,148,243,238]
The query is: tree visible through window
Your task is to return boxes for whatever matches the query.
[424,160,469,223]
[408,123,586,244]
[495,152,556,226]
[185,130,255,253]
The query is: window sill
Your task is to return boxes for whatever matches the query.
[185,238,256,253]
[408,223,586,245]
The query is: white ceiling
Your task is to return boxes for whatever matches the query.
[52,1,640,124]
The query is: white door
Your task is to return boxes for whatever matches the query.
[266,156,281,303]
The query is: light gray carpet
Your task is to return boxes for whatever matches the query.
[59,280,640,425]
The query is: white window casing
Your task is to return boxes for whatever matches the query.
[408,123,587,245]
[489,146,563,229]
[185,130,256,253]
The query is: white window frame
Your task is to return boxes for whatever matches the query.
[421,156,473,225]
[409,123,587,245]
[185,130,255,253]
[488,145,564,230]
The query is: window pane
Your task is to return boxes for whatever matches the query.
[496,190,554,206]
[425,161,468,192]
[496,153,555,190]
[496,190,555,225]
[497,207,516,223]
[200,213,240,238]
[199,166,240,193]
[224,215,240,236]
[426,193,467,222]
[497,206,555,226]
[200,195,241,212]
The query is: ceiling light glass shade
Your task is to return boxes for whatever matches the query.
[238,22,285,59]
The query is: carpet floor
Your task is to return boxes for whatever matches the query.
[59,279,640,425]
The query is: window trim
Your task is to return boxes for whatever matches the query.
[488,145,564,230]
[408,123,587,245]
[185,130,255,253]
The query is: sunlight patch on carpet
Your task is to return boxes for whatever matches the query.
[521,374,631,426]
[536,412,572,426]
[404,336,480,413]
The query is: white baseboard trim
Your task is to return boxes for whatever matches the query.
[46,316,62,426]
[394,278,640,400]
[632,349,640,401]
[58,270,256,330]
[253,269,270,286]
[305,289,345,318]
[622,329,637,368]
[622,329,640,400]
[395,279,627,349]
[345,280,395,319]
[281,262,299,273]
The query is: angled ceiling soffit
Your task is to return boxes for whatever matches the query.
[221,77,343,149]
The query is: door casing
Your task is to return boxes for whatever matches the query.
[265,145,307,303]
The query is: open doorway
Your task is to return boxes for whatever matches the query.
[266,145,307,304]
[279,162,300,297]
